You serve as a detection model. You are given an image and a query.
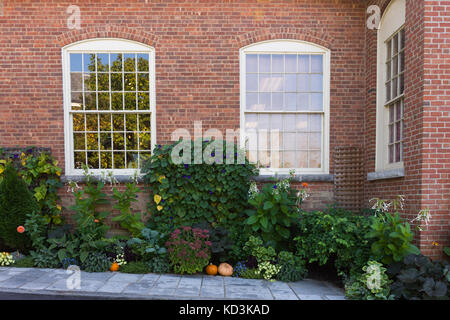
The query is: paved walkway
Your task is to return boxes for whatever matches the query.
[0,267,345,300]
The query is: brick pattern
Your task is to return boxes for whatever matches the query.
[364,0,449,259]
[0,0,447,258]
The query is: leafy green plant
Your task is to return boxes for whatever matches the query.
[444,247,450,258]
[68,166,111,229]
[242,236,279,280]
[127,228,167,261]
[0,148,63,226]
[293,207,373,277]
[111,182,145,237]
[11,256,35,268]
[148,256,171,274]
[0,165,38,252]
[82,252,111,272]
[166,226,212,274]
[276,251,307,282]
[387,254,450,300]
[240,268,261,279]
[245,176,303,249]
[243,236,277,265]
[141,139,258,242]
[119,261,151,274]
[29,247,59,268]
[345,261,394,300]
[368,212,420,264]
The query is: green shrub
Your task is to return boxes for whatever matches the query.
[82,252,111,272]
[141,140,258,241]
[30,247,59,268]
[11,256,35,268]
[276,251,307,282]
[293,207,373,277]
[244,175,306,249]
[0,165,39,252]
[127,227,167,262]
[345,261,394,300]
[147,256,171,274]
[387,254,450,300]
[111,182,145,237]
[368,212,420,265]
[242,236,279,280]
[119,261,151,274]
[0,147,63,226]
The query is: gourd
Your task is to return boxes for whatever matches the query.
[206,264,218,275]
[110,262,120,272]
[218,263,233,276]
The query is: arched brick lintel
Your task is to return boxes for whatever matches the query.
[55,25,158,48]
[235,28,334,51]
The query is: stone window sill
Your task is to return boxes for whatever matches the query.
[252,174,334,183]
[367,168,405,181]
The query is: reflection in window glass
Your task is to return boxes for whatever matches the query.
[70,51,151,170]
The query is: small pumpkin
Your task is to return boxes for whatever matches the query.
[206,264,218,276]
[218,263,233,276]
[110,262,120,272]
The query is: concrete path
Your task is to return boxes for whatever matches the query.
[0,267,345,300]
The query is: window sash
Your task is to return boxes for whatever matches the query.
[63,40,155,175]
[240,43,329,174]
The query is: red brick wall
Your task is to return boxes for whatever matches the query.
[420,0,450,259]
[364,0,449,260]
[0,0,447,257]
[0,0,368,212]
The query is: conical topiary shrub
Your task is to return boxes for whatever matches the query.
[0,164,38,253]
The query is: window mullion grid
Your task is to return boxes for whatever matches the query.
[108,53,114,169]
[136,54,140,169]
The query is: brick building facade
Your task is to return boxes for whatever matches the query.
[0,0,448,259]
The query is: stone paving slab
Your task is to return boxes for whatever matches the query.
[0,267,346,300]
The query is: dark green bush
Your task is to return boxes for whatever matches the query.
[120,261,151,274]
[11,256,35,268]
[82,252,111,272]
[293,207,373,277]
[276,251,307,282]
[387,254,450,300]
[0,165,39,252]
[368,211,420,264]
[141,139,258,245]
[244,179,302,250]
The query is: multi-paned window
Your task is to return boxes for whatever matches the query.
[63,39,155,175]
[240,40,330,174]
[385,28,405,163]
[376,0,405,172]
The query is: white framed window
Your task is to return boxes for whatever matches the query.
[376,0,405,172]
[240,40,330,175]
[62,38,156,176]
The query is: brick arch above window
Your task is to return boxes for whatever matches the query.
[234,28,334,52]
[56,25,158,49]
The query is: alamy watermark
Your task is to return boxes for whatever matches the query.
[66,265,81,290]
[366,5,381,30]
[66,5,81,30]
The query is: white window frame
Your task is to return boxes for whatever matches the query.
[62,38,156,176]
[239,39,330,176]
[375,0,405,172]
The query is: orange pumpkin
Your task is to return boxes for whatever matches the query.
[218,263,233,276]
[110,262,120,272]
[206,264,218,276]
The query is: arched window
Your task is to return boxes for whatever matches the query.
[240,40,330,175]
[376,0,405,172]
[62,38,156,175]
